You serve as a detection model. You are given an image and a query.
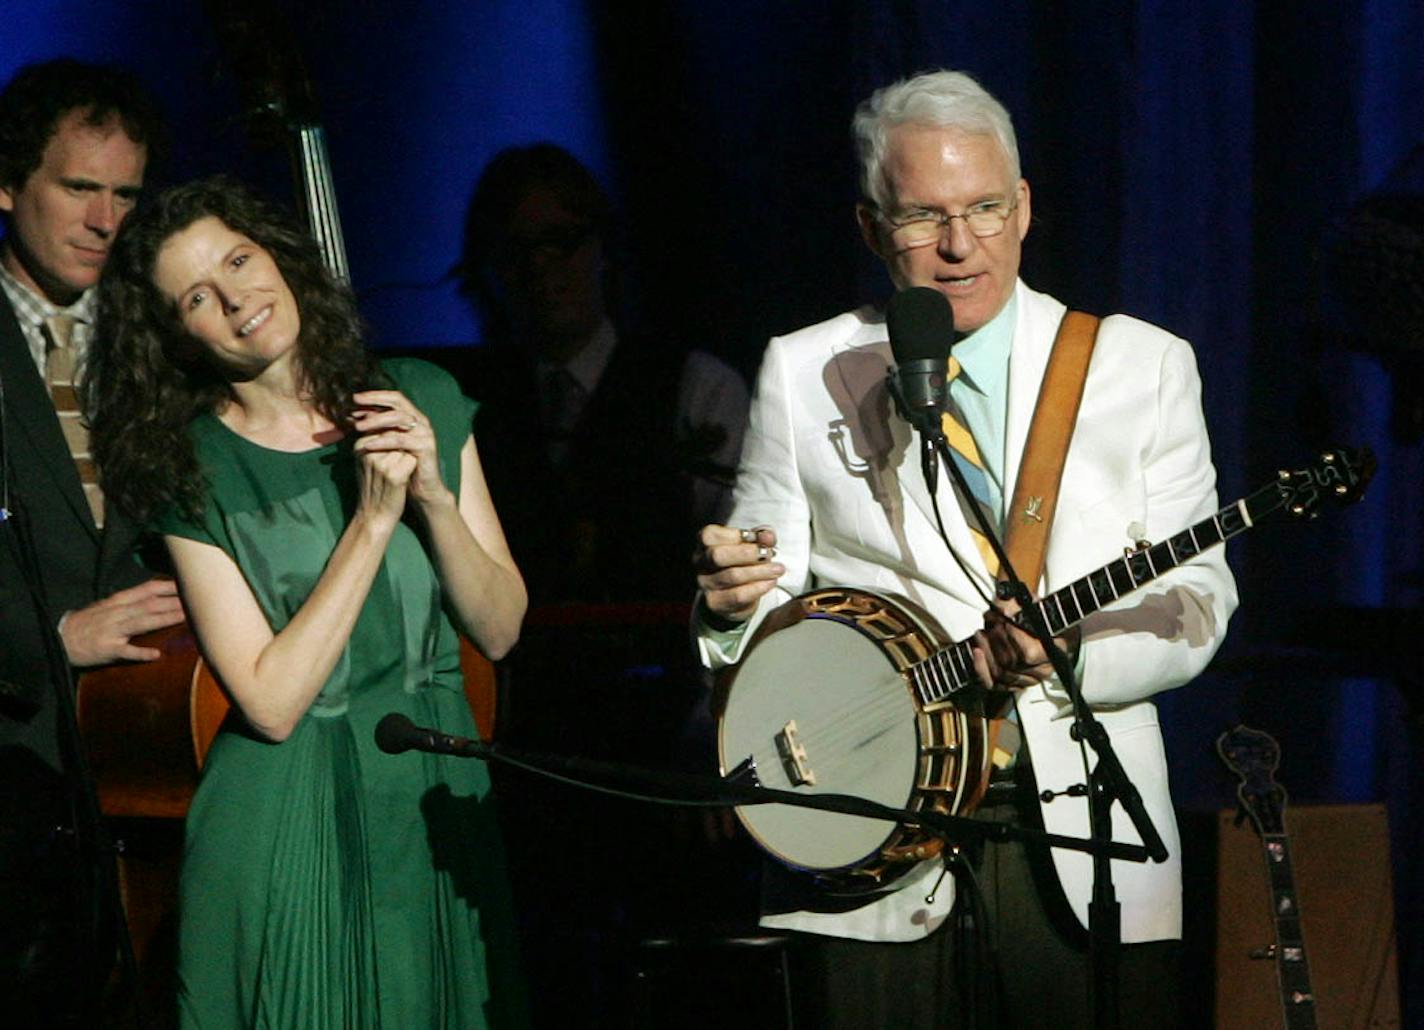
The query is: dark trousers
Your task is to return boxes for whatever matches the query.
[786,785,1182,1029]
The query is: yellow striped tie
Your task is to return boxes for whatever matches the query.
[940,356,998,574]
[942,357,1023,769]
[44,314,104,528]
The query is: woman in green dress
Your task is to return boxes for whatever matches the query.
[87,177,529,1027]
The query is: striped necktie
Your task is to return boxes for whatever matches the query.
[940,355,1000,574]
[43,314,104,528]
[543,366,586,467]
[942,356,1023,770]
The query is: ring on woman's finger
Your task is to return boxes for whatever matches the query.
[756,544,775,562]
[739,527,758,543]
[401,419,417,430]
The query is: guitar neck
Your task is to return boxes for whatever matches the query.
[1263,831,1318,1028]
[912,479,1286,706]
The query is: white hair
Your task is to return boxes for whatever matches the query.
[853,69,1021,211]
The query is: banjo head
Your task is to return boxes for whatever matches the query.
[718,592,929,873]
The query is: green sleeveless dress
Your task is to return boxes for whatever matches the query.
[160,360,526,1028]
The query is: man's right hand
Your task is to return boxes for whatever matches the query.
[694,524,785,624]
[59,577,186,667]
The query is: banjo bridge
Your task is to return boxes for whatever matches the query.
[775,719,817,786]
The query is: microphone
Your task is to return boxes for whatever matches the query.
[886,286,957,434]
[374,712,485,757]
[886,287,958,496]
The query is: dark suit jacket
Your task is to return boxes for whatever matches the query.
[457,336,699,607]
[0,294,148,772]
[0,293,152,1014]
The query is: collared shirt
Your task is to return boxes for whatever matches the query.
[535,319,618,466]
[533,319,749,524]
[0,258,97,384]
[947,289,1017,523]
[535,317,618,425]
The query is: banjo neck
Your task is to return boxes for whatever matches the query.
[1217,725,1318,1028]
[1260,829,1318,1027]
[909,449,1372,708]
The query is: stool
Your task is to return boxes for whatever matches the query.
[628,928,795,1029]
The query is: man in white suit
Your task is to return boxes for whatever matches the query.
[694,69,1236,1027]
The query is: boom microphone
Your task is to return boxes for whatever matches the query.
[374,712,485,757]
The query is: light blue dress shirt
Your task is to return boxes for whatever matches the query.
[946,290,1016,527]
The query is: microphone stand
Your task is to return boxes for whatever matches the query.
[382,727,1154,866]
[886,372,1165,1030]
[388,717,1154,1030]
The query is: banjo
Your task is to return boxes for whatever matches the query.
[715,447,1374,893]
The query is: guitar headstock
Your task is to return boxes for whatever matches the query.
[1217,724,1286,836]
[1275,446,1377,520]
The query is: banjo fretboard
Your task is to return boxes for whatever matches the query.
[909,450,1371,707]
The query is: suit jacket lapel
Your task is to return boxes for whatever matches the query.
[0,300,100,545]
[94,502,146,594]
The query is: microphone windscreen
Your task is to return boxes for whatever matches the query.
[886,286,956,364]
[374,712,416,755]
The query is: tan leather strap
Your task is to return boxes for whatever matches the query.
[1001,310,1100,591]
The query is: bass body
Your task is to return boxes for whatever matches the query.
[78,632,497,819]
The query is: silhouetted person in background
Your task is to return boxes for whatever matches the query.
[452,144,754,1026]
[456,142,747,604]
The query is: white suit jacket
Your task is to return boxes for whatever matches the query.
[699,280,1238,943]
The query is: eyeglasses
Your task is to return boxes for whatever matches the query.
[499,223,596,263]
[877,198,1018,248]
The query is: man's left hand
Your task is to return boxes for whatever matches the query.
[968,599,1080,690]
[59,577,185,667]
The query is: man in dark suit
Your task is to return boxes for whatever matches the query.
[451,144,754,1026]
[456,142,749,605]
[0,58,179,1021]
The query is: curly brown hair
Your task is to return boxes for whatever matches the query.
[86,175,387,523]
